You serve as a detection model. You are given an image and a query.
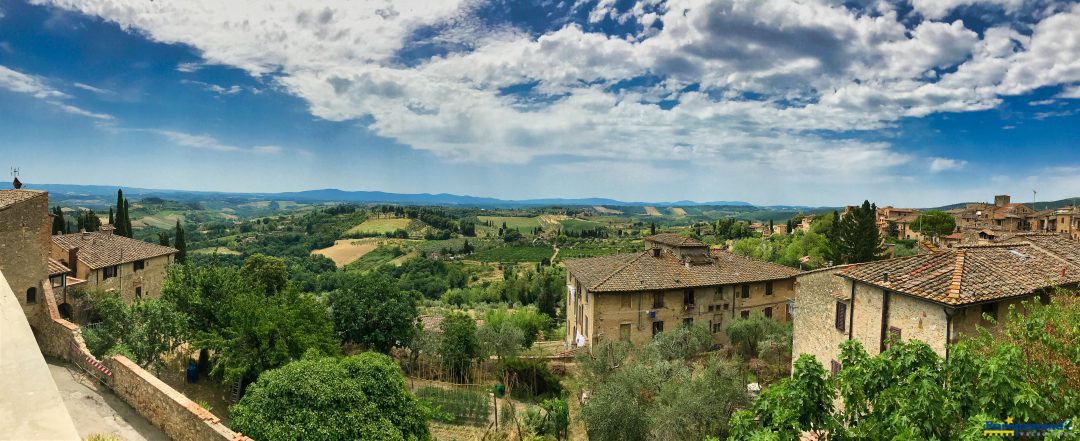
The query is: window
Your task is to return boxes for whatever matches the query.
[981,302,999,321]
[740,310,749,319]
[26,287,37,304]
[888,326,901,340]
[621,295,632,309]
[830,360,841,375]
[652,320,664,336]
[135,286,143,300]
[765,281,774,296]
[682,317,693,327]
[620,323,632,340]
[764,307,773,318]
[683,289,695,306]
[133,259,145,272]
[103,265,118,280]
[711,322,722,333]
[835,301,847,332]
[723,303,730,310]
[652,292,665,309]
[741,284,750,298]
[707,305,715,313]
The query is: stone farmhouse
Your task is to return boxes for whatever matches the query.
[876,206,924,241]
[1030,207,1079,241]
[564,233,800,348]
[50,228,176,322]
[0,187,246,440]
[792,233,1080,373]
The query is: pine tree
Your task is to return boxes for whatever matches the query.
[174,220,187,263]
[51,206,66,234]
[833,201,884,264]
[158,232,170,247]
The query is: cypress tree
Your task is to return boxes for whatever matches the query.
[158,232,170,247]
[115,189,125,236]
[121,198,132,238]
[108,207,114,226]
[174,220,187,263]
[51,206,66,234]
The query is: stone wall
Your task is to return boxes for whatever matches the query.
[105,356,247,441]
[885,291,948,356]
[792,269,850,370]
[32,281,248,441]
[850,281,885,356]
[0,191,49,320]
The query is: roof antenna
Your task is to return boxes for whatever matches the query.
[10,166,21,189]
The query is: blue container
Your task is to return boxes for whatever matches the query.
[186,362,199,383]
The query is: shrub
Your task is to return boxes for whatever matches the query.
[497,358,563,401]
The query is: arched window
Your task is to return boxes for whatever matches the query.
[26,287,37,304]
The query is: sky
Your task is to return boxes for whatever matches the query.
[0,0,1078,207]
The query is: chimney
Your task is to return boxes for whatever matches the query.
[100,225,115,235]
[652,248,662,258]
[68,247,79,275]
[994,195,1011,207]
[81,230,90,239]
[882,272,889,283]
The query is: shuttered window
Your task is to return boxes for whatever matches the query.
[835,301,847,332]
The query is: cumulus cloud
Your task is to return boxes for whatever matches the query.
[0,64,113,120]
[1058,85,1080,98]
[929,157,968,172]
[31,0,1080,175]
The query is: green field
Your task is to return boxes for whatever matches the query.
[347,217,426,235]
[191,246,241,255]
[477,216,541,232]
[345,245,408,271]
[467,246,554,263]
[558,218,603,233]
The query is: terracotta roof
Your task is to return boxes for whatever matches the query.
[47,258,71,276]
[1008,233,1080,268]
[644,233,706,248]
[52,232,177,269]
[839,235,1080,305]
[565,249,799,293]
[0,189,45,211]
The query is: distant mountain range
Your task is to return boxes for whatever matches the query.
[10,183,755,208]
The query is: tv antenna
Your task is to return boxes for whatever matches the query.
[9,167,18,178]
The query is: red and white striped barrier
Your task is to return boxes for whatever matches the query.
[84,355,112,377]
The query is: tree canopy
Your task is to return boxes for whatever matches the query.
[328,272,420,353]
[910,210,957,243]
[832,201,884,264]
[230,352,429,441]
[82,291,188,370]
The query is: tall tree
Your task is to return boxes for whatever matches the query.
[328,272,420,353]
[174,220,187,262]
[833,201,884,264]
[51,206,66,234]
[108,207,114,226]
[121,198,132,237]
[114,189,126,237]
[910,210,957,244]
[157,232,170,247]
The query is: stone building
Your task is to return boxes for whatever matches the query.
[1030,207,1079,240]
[876,206,924,241]
[50,229,177,321]
[792,233,1080,372]
[0,190,52,318]
[564,233,799,348]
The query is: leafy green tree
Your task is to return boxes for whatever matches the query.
[731,354,836,440]
[483,306,553,348]
[83,292,188,370]
[439,312,478,382]
[910,210,957,243]
[724,313,787,359]
[328,272,419,353]
[230,352,429,441]
[157,232,170,247]
[241,253,289,294]
[477,321,524,360]
[833,200,883,264]
[174,219,187,263]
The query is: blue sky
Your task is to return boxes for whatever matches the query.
[0,0,1077,206]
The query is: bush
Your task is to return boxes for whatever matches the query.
[497,358,564,401]
[415,386,491,426]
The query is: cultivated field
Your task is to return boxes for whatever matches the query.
[593,205,622,214]
[347,217,420,235]
[312,238,382,267]
[670,207,687,216]
[643,206,662,216]
[467,246,554,263]
[477,216,541,232]
[131,213,183,229]
[559,218,603,233]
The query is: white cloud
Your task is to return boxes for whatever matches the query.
[0,64,114,120]
[176,62,203,73]
[149,129,289,155]
[30,0,1080,180]
[182,79,245,95]
[929,157,968,172]
[73,82,112,94]
[1058,85,1080,98]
